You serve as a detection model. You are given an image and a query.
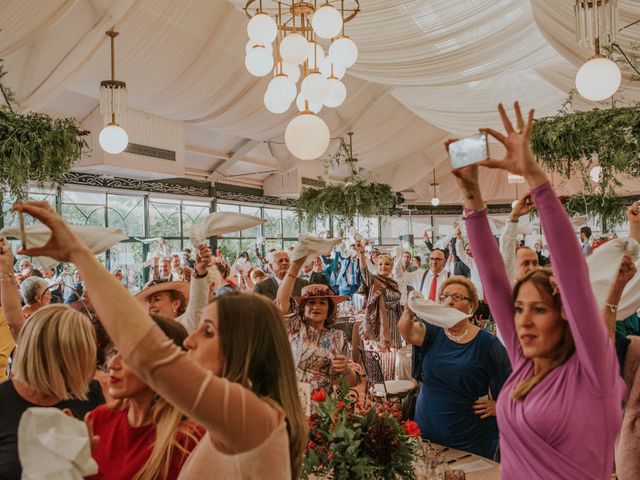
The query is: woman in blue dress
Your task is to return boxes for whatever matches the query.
[399,276,511,459]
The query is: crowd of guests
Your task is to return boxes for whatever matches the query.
[0,102,638,479]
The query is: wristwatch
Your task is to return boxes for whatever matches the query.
[194,270,208,279]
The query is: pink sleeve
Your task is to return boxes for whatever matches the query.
[465,209,520,365]
[123,325,282,454]
[531,181,617,389]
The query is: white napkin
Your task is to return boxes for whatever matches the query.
[391,245,403,260]
[189,212,266,247]
[0,224,127,269]
[587,237,640,320]
[290,235,341,265]
[407,290,470,329]
[18,407,98,479]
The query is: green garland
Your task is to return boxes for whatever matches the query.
[531,106,640,227]
[0,61,86,200]
[297,137,397,226]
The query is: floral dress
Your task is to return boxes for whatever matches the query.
[285,313,348,392]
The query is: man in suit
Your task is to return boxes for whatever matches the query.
[253,251,307,300]
[333,244,363,296]
[393,248,449,300]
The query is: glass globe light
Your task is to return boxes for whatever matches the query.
[247,13,278,44]
[590,165,603,183]
[301,72,330,104]
[99,124,128,154]
[280,33,309,65]
[282,62,300,83]
[431,197,440,207]
[324,78,347,108]
[245,40,273,55]
[575,55,621,101]
[329,36,358,68]
[267,75,297,106]
[312,5,343,39]
[245,47,274,76]
[319,57,346,80]
[306,42,325,70]
[296,92,322,114]
[285,112,331,160]
[264,91,291,114]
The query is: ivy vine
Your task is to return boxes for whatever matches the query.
[0,60,87,200]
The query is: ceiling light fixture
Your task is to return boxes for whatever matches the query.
[243,0,360,160]
[99,30,128,155]
[430,169,440,207]
[574,0,621,101]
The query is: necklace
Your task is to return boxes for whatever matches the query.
[445,326,469,343]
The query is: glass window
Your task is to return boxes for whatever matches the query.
[264,238,282,254]
[264,208,282,238]
[3,191,56,227]
[109,241,144,292]
[107,194,145,237]
[240,206,263,237]
[183,203,210,238]
[218,239,241,262]
[357,216,379,241]
[282,209,299,238]
[149,200,181,237]
[61,191,106,227]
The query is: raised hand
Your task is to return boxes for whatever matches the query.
[0,236,15,274]
[479,102,547,188]
[510,193,535,220]
[195,244,212,276]
[13,202,88,262]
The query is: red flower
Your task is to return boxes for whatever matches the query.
[311,388,327,402]
[327,452,333,460]
[336,401,346,410]
[308,440,316,449]
[403,420,421,438]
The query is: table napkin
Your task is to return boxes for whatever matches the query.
[18,407,98,479]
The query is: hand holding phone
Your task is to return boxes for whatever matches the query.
[449,133,489,169]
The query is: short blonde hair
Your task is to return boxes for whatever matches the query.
[13,304,97,400]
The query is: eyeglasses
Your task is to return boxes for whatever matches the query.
[439,293,471,303]
[429,258,444,262]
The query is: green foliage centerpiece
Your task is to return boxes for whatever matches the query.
[302,382,421,480]
[0,61,87,200]
[296,134,397,227]
[531,102,640,228]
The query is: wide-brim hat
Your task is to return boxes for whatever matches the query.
[135,281,190,304]
[292,284,349,307]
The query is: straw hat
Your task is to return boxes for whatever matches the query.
[135,281,190,304]
[292,284,349,307]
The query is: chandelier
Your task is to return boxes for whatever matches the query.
[243,0,360,161]
[574,0,621,101]
[99,30,129,154]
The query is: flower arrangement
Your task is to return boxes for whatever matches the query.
[0,61,87,200]
[302,382,421,480]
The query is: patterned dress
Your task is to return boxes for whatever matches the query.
[285,313,348,392]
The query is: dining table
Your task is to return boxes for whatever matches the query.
[432,443,500,480]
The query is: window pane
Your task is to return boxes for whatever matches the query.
[264,208,282,238]
[61,191,106,227]
[183,203,210,237]
[149,201,181,237]
[216,203,239,213]
[217,239,240,262]
[282,209,298,238]
[109,241,144,292]
[357,216,379,241]
[240,206,262,237]
[3,191,56,227]
[264,238,282,254]
[107,194,144,237]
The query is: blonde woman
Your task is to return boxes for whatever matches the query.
[453,102,623,478]
[86,315,203,480]
[16,201,307,480]
[0,305,104,479]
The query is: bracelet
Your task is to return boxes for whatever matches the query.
[509,218,519,223]
[605,303,618,313]
[193,270,208,279]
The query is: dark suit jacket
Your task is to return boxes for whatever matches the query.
[253,276,308,300]
[307,271,330,286]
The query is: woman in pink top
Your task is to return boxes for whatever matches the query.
[450,102,624,479]
[14,203,308,480]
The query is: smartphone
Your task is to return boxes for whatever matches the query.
[449,133,489,169]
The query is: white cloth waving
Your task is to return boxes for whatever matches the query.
[189,212,265,247]
[18,407,98,479]
[0,224,127,269]
[407,290,470,329]
[587,238,640,320]
[290,235,341,266]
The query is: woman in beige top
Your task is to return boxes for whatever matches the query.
[16,201,307,480]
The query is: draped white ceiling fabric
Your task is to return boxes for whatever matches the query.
[1,0,639,204]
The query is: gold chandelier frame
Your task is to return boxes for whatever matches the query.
[243,0,360,33]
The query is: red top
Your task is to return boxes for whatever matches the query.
[86,404,203,480]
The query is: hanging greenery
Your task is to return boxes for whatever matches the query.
[0,61,87,200]
[296,136,397,226]
[530,105,640,227]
